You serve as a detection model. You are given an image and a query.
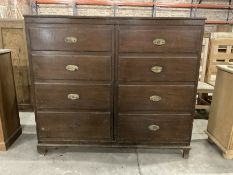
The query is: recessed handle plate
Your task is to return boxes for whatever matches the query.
[66,65,79,72]
[153,38,166,46]
[64,36,77,44]
[150,95,162,102]
[67,94,80,100]
[151,66,163,73]
[148,125,160,131]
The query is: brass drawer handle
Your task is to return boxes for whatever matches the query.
[66,65,79,72]
[150,95,161,102]
[153,38,166,46]
[67,94,80,100]
[148,125,160,131]
[151,66,163,73]
[64,36,77,44]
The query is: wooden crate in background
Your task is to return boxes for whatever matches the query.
[199,38,209,82]
[0,20,32,111]
[205,32,233,84]
[206,32,233,85]
[196,37,214,111]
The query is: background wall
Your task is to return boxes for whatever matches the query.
[0,0,233,32]
[0,0,31,18]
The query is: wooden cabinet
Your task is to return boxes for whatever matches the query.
[206,65,233,159]
[24,16,205,158]
[0,50,22,151]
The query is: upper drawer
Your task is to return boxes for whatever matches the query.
[118,55,197,82]
[118,85,195,112]
[28,24,113,51]
[32,54,111,81]
[119,26,202,53]
[35,83,111,111]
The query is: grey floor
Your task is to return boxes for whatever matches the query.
[0,112,232,175]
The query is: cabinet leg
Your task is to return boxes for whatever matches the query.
[182,148,190,159]
[223,152,233,160]
[37,146,48,155]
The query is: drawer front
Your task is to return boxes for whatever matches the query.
[29,24,113,51]
[118,85,195,112]
[35,84,111,110]
[118,114,192,143]
[37,112,111,140]
[119,26,202,53]
[118,56,197,82]
[32,54,111,81]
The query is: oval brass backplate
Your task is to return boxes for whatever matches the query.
[153,38,166,46]
[148,125,160,131]
[151,66,163,73]
[64,36,77,44]
[66,65,79,72]
[150,95,162,102]
[67,94,80,100]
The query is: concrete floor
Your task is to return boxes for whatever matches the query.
[0,112,232,175]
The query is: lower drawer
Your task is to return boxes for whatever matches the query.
[37,112,112,140]
[118,114,192,143]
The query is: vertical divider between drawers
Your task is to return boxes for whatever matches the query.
[113,23,119,142]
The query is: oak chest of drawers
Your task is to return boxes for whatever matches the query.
[24,15,205,158]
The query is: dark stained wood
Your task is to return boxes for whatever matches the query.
[37,112,111,140]
[182,148,190,159]
[118,85,195,112]
[32,54,112,81]
[0,50,22,151]
[118,114,192,143]
[29,24,113,52]
[24,15,205,158]
[35,83,112,111]
[119,26,202,53]
[118,55,197,82]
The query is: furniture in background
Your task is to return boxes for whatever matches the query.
[196,37,214,111]
[199,38,209,82]
[205,32,233,86]
[25,16,205,158]
[0,49,22,151]
[206,65,233,159]
[196,82,214,111]
[196,33,233,112]
[0,20,32,111]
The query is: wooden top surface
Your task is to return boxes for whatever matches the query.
[217,65,233,74]
[24,15,206,20]
[24,15,206,25]
[0,49,11,54]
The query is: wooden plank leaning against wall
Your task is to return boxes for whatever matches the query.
[0,20,32,111]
